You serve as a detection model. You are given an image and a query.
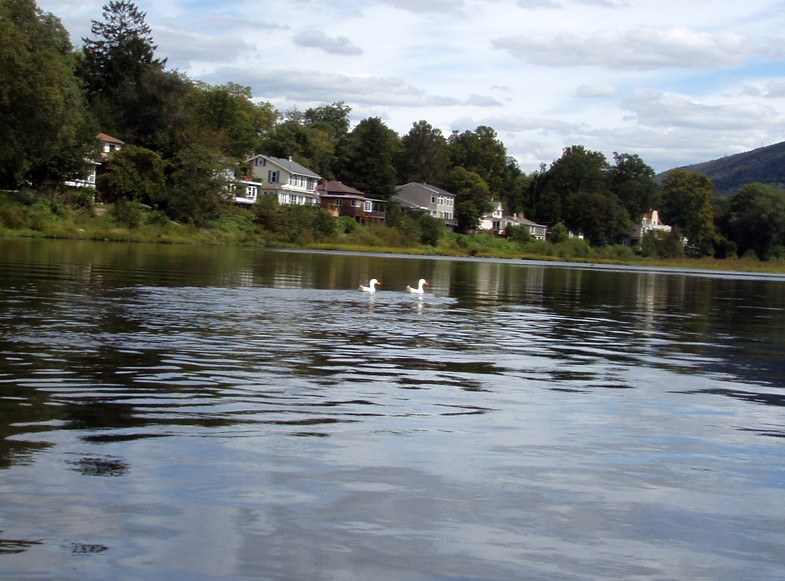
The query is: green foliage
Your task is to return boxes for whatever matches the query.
[110,197,142,228]
[97,144,166,205]
[416,212,445,246]
[549,223,568,244]
[188,82,276,158]
[0,0,95,188]
[727,183,785,260]
[661,169,717,257]
[506,224,533,244]
[447,126,508,194]
[336,117,400,199]
[444,166,491,233]
[253,195,284,234]
[336,216,360,235]
[398,121,451,185]
[165,143,229,227]
[610,152,660,221]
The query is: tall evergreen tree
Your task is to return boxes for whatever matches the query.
[80,1,188,153]
[335,117,400,199]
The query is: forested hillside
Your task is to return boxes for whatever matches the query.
[659,141,785,196]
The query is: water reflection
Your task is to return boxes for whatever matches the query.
[1,239,784,579]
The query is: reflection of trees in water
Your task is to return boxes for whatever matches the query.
[66,454,129,477]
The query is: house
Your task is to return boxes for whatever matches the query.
[64,132,124,189]
[392,182,456,230]
[97,132,124,159]
[479,200,547,240]
[316,180,386,222]
[633,210,672,242]
[229,177,263,205]
[246,154,321,206]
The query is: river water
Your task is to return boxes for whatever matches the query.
[1,238,784,580]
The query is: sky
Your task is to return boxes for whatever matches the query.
[38,0,785,173]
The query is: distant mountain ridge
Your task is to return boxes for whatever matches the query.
[658,140,785,196]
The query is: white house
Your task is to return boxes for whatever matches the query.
[64,133,124,189]
[246,154,321,206]
[633,210,672,241]
[392,182,456,230]
[229,178,263,205]
[479,200,547,240]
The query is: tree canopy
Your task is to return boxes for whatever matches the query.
[0,0,94,188]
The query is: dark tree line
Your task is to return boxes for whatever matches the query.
[2,0,784,258]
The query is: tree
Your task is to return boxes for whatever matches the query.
[187,83,276,158]
[609,152,660,221]
[443,167,491,233]
[304,102,351,147]
[96,144,166,206]
[447,126,508,194]
[335,117,400,199]
[660,170,717,257]
[397,121,451,185]
[0,0,95,188]
[500,157,532,216]
[728,183,785,260]
[166,143,230,226]
[80,1,188,152]
[527,146,612,230]
[567,191,633,246]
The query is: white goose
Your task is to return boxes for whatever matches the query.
[406,279,430,294]
[358,278,381,292]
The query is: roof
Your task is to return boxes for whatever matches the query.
[395,182,456,198]
[317,180,366,197]
[246,154,321,178]
[96,132,124,144]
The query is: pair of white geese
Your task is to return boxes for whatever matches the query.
[358,278,429,294]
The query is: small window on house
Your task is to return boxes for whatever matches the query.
[269,170,279,183]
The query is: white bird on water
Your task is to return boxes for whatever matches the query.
[406,279,429,294]
[359,278,381,292]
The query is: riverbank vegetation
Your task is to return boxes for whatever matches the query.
[3,188,784,274]
[2,0,785,272]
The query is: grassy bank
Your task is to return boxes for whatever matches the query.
[2,190,785,274]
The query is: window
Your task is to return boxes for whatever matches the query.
[364,201,372,212]
[268,170,279,183]
[431,195,436,204]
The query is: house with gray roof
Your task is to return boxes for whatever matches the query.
[246,154,322,206]
[392,182,457,230]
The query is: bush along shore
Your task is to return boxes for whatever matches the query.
[2,189,784,274]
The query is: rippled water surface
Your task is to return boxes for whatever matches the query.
[1,239,784,580]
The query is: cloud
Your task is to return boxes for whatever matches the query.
[517,0,562,8]
[624,89,783,130]
[204,68,460,108]
[576,83,620,98]
[203,17,290,32]
[465,94,504,106]
[379,0,467,13]
[292,30,363,56]
[494,26,760,70]
[741,81,785,98]
[155,27,253,65]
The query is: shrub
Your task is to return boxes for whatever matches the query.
[110,198,143,229]
[0,206,28,229]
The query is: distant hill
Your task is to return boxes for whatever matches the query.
[657,141,785,196]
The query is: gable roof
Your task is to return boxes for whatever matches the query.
[246,154,321,178]
[317,180,366,197]
[96,132,124,144]
[395,182,455,198]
